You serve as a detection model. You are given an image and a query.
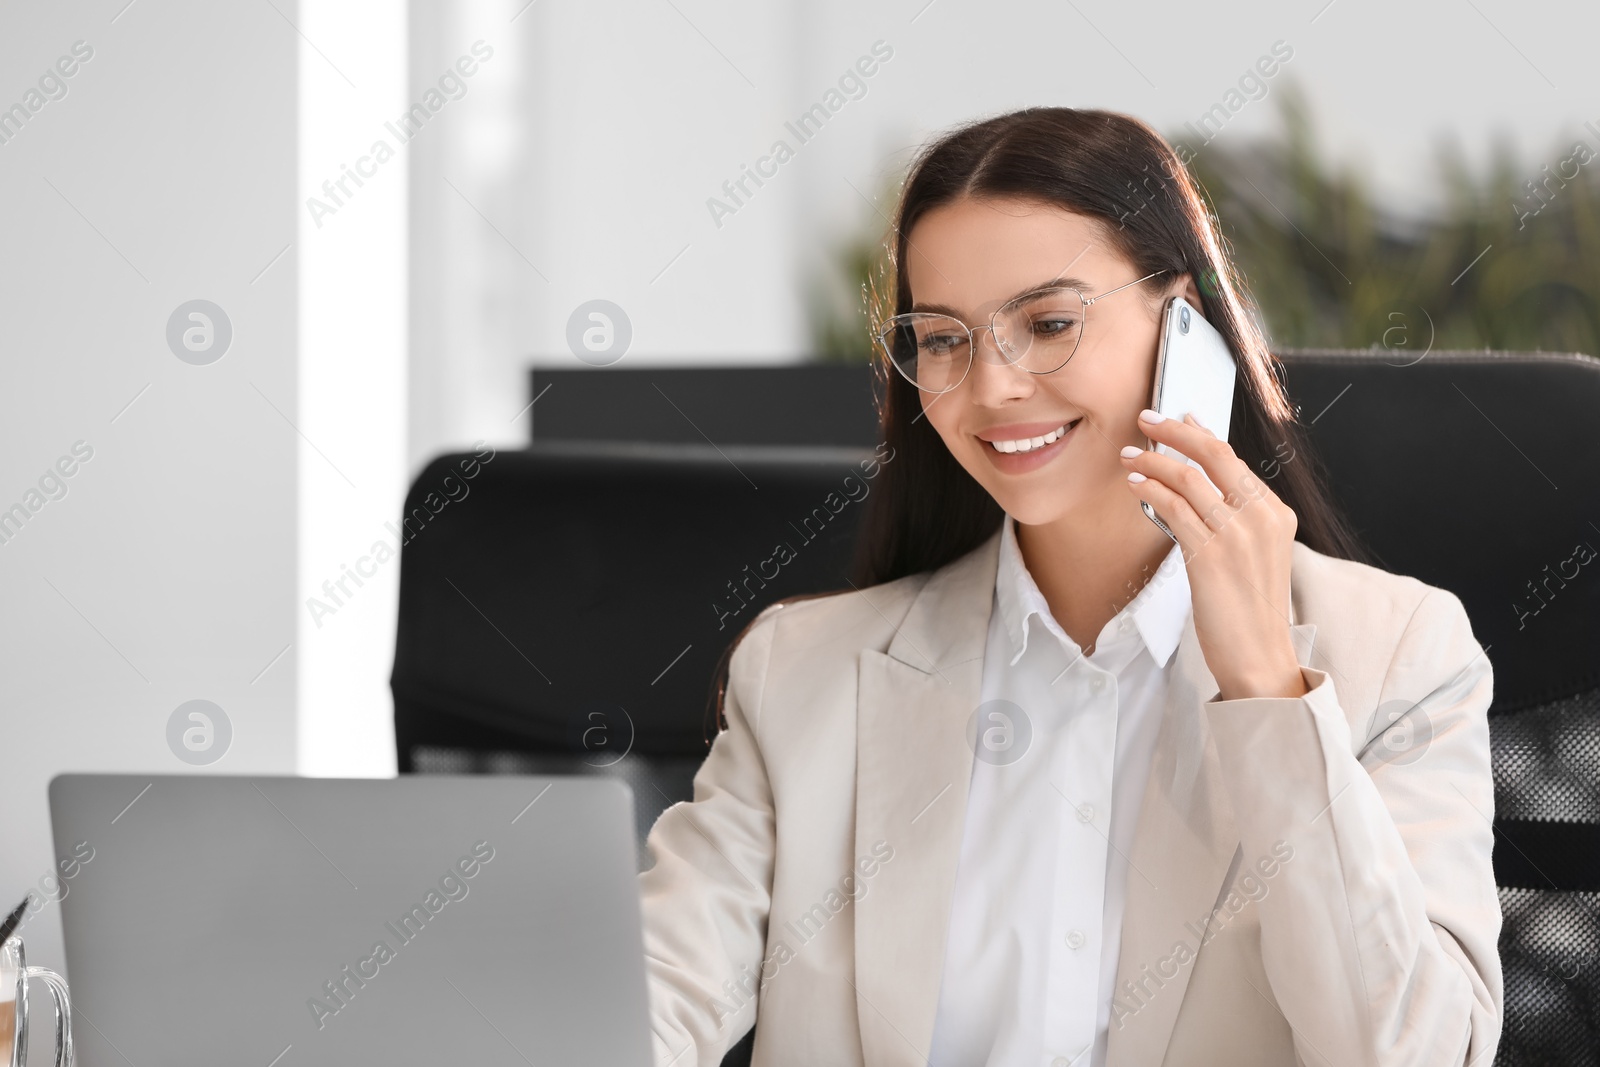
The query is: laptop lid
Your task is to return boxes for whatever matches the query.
[47,773,652,1067]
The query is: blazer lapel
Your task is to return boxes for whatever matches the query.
[1106,594,1318,1067]
[854,529,1000,1067]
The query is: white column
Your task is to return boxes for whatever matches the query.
[297,0,410,777]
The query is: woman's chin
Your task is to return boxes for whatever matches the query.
[987,490,1082,527]
[983,477,1125,528]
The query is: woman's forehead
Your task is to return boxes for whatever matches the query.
[904,198,1123,312]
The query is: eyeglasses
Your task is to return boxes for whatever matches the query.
[877,269,1170,394]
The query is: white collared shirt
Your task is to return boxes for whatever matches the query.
[928,514,1193,1067]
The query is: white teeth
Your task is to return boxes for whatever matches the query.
[991,422,1073,453]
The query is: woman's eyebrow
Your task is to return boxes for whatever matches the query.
[909,275,1095,318]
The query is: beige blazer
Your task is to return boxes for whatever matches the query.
[639,527,1503,1067]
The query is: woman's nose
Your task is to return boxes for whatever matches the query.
[964,328,1032,400]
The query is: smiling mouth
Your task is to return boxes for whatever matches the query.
[988,419,1080,453]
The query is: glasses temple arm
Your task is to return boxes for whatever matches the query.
[1081,267,1173,307]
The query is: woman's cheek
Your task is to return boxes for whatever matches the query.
[925,420,965,473]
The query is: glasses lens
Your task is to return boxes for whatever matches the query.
[992,287,1085,371]
[880,314,970,392]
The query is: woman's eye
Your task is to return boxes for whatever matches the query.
[921,335,966,357]
[1033,317,1080,338]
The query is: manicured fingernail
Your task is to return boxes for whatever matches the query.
[1127,471,1147,483]
[1139,408,1165,423]
[1119,446,1143,458]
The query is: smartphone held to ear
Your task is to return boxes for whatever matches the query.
[1141,296,1237,543]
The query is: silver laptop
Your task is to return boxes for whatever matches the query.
[48,774,653,1066]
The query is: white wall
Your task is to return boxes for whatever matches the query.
[0,0,413,978]
[0,0,299,972]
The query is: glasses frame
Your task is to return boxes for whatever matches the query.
[878,268,1172,394]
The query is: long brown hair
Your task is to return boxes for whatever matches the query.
[706,106,1370,735]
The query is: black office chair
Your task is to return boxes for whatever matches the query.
[390,440,872,847]
[1277,348,1600,1065]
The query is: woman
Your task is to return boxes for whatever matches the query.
[638,108,1502,1067]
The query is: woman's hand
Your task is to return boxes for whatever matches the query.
[1120,409,1308,701]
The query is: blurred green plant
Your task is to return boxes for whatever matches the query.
[1185,80,1600,357]
[807,173,899,364]
[808,82,1600,361]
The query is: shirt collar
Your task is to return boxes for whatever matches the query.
[994,513,1191,671]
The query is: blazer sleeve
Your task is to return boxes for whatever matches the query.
[1202,585,1503,1067]
[637,603,782,1067]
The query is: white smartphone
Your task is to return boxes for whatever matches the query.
[1141,295,1238,542]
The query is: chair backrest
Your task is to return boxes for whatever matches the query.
[1277,348,1600,1065]
[390,439,876,851]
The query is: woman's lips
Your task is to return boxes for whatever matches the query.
[981,418,1080,473]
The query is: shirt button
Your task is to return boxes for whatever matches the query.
[1052,1058,1072,1067]
[1090,675,1105,692]
[1065,929,1086,949]
[1077,803,1095,823]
